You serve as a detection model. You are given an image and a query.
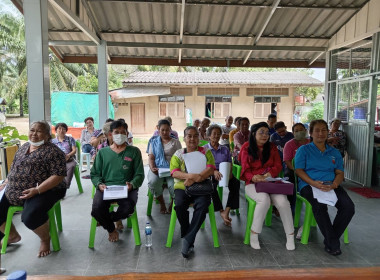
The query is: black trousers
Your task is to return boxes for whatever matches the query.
[174,189,211,246]
[0,187,66,231]
[211,176,240,211]
[300,185,355,251]
[91,188,138,233]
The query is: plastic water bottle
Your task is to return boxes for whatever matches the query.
[145,222,152,247]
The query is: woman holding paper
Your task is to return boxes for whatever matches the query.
[240,122,295,251]
[147,119,182,214]
[0,121,67,257]
[170,126,215,258]
[205,124,240,226]
[295,119,355,256]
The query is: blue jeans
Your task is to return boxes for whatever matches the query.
[82,144,92,153]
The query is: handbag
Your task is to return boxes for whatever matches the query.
[185,178,214,196]
[183,148,214,196]
[255,181,294,195]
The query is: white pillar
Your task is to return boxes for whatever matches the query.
[24,0,50,124]
[98,40,109,126]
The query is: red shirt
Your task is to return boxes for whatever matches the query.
[239,142,282,185]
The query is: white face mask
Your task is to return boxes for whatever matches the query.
[28,139,45,147]
[112,134,128,145]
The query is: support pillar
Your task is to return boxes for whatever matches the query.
[98,40,109,126]
[24,0,50,124]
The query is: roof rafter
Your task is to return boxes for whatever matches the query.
[86,0,361,10]
[48,0,100,45]
[243,0,281,65]
[49,40,326,52]
[178,0,185,64]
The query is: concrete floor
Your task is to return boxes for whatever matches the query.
[1,166,380,277]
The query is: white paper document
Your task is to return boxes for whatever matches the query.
[103,185,128,200]
[0,185,7,202]
[158,168,171,178]
[265,177,292,184]
[311,186,338,206]
[219,162,231,187]
[183,151,207,174]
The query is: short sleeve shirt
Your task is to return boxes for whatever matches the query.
[148,138,182,163]
[220,125,235,145]
[205,143,231,170]
[170,146,216,190]
[294,142,344,191]
[283,138,310,162]
[6,142,67,205]
[51,135,76,155]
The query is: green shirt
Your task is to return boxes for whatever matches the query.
[170,146,216,190]
[91,146,145,189]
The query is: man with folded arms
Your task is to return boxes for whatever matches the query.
[90,120,144,242]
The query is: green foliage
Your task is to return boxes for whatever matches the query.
[306,102,324,122]
[0,124,28,142]
[75,74,98,92]
[295,86,322,102]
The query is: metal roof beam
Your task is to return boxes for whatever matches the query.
[50,40,326,51]
[51,29,331,40]
[309,51,325,66]
[81,0,101,35]
[48,0,100,45]
[243,0,280,65]
[178,0,185,64]
[86,0,361,10]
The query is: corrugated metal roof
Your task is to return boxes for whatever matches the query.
[15,0,370,66]
[109,86,170,99]
[122,71,323,86]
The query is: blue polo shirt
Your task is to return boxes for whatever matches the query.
[294,142,343,191]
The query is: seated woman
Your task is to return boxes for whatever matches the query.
[80,117,95,153]
[199,118,211,141]
[170,126,215,258]
[233,117,250,161]
[327,118,347,158]
[240,122,295,250]
[52,123,77,189]
[283,123,310,214]
[147,119,182,214]
[205,124,240,226]
[0,121,67,257]
[295,119,355,256]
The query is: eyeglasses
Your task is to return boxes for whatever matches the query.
[256,131,270,136]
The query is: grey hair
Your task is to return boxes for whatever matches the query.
[206,124,222,137]
[184,126,198,137]
[102,122,112,135]
[30,120,52,141]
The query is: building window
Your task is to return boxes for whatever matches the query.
[205,96,231,118]
[254,103,272,118]
[159,103,184,118]
[254,97,281,103]
[159,95,185,102]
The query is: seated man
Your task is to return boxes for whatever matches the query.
[90,120,144,242]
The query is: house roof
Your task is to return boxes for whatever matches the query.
[122,71,323,86]
[13,0,370,67]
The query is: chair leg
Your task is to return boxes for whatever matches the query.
[265,205,273,227]
[217,186,223,201]
[48,204,60,252]
[127,217,132,228]
[1,206,23,254]
[54,202,63,232]
[147,189,154,216]
[244,200,256,245]
[166,203,177,248]
[91,185,96,199]
[88,217,98,248]
[201,220,205,229]
[208,203,219,248]
[294,197,303,227]
[300,203,313,245]
[343,228,349,244]
[74,165,83,194]
[86,154,91,172]
[130,209,141,246]
[235,209,240,216]
[311,215,317,227]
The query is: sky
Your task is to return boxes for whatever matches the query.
[311,68,326,82]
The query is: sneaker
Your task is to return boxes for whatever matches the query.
[296,225,303,240]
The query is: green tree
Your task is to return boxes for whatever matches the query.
[295,86,322,102]
[306,102,324,122]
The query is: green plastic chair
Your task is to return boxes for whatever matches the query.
[72,141,84,194]
[292,159,349,245]
[166,202,219,248]
[146,188,172,216]
[243,194,273,245]
[199,140,209,147]
[88,186,141,248]
[230,141,234,151]
[1,201,62,254]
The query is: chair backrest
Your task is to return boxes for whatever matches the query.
[199,140,208,147]
[232,163,242,180]
[0,144,19,180]
[230,141,234,151]
[75,140,81,160]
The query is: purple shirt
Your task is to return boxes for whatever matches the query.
[51,135,76,155]
[205,143,231,170]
